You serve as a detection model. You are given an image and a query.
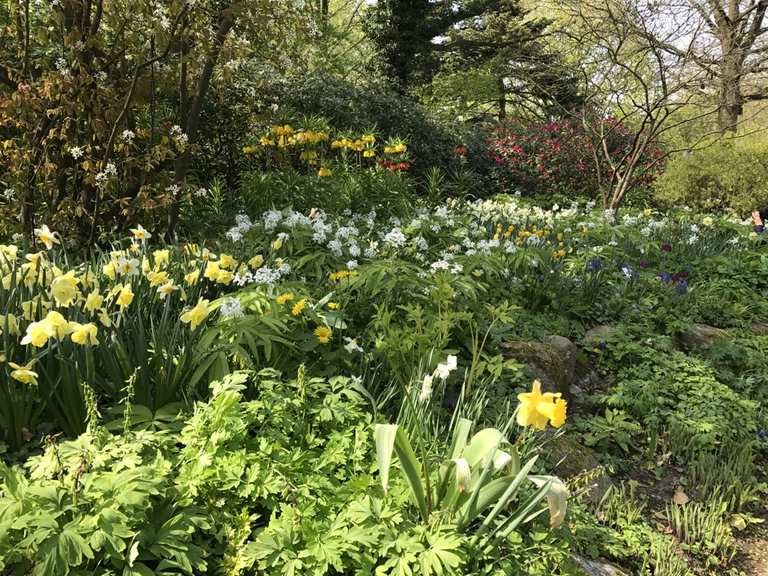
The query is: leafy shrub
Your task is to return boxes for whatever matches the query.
[0,369,573,576]
[266,73,490,182]
[654,135,768,214]
[487,117,662,203]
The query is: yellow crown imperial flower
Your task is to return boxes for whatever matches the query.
[69,322,99,346]
[180,298,210,330]
[516,380,568,430]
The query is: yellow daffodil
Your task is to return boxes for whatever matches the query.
[102,261,117,280]
[51,271,79,307]
[291,298,307,316]
[271,238,283,250]
[0,244,18,263]
[84,292,104,314]
[203,261,221,281]
[184,269,201,285]
[327,302,339,310]
[117,257,139,276]
[34,225,59,250]
[215,269,233,285]
[69,322,99,346]
[8,362,37,384]
[180,298,210,330]
[248,255,264,269]
[219,254,236,269]
[314,325,332,344]
[146,269,169,287]
[116,284,134,308]
[516,380,567,430]
[317,167,331,177]
[20,310,69,347]
[45,311,71,338]
[157,282,178,299]
[702,216,714,226]
[153,249,170,267]
[21,320,52,347]
[0,313,19,336]
[130,224,151,242]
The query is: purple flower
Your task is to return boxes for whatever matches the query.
[675,280,688,295]
[586,257,603,272]
[659,271,672,283]
[661,243,673,252]
[759,428,767,442]
[639,260,649,268]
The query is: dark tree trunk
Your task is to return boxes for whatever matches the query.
[167,8,236,240]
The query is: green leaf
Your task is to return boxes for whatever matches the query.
[374,424,429,521]
[462,428,503,468]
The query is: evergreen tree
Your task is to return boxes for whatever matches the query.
[365,0,581,117]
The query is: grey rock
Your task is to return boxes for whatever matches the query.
[546,434,614,505]
[582,325,621,348]
[500,340,569,396]
[569,555,630,576]
[546,335,578,387]
[674,324,729,351]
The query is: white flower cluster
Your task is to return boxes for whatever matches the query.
[219,297,243,318]
[419,355,458,402]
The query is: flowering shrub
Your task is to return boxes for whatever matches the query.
[487,117,663,202]
[242,120,411,177]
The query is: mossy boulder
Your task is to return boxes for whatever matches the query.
[673,324,729,351]
[500,337,575,397]
[751,322,768,335]
[545,434,614,505]
[567,556,629,576]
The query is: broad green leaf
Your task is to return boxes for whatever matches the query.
[374,424,398,492]
[462,428,504,468]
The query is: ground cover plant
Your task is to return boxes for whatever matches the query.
[1,196,767,575]
[3,0,768,573]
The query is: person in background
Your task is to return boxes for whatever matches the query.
[752,207,768,233]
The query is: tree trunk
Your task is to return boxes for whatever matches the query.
[167,8,236,240]
[717,38,744,133]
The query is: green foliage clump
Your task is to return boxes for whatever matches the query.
[654,136,768,214]
[605,352,759,458]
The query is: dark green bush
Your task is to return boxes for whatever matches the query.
[267,73,492,183]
